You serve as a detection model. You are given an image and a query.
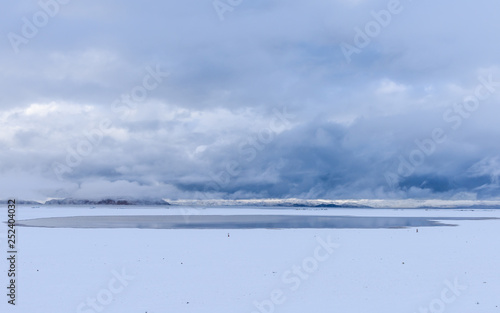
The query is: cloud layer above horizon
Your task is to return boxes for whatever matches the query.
[2,0,500,201]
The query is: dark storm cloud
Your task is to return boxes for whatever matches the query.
[2,0,500,201]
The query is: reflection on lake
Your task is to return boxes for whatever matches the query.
[15,215,496,229]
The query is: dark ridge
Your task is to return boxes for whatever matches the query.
[0,199,42,205]
[42,198,170,205]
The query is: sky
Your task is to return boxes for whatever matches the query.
[1,0,500,201]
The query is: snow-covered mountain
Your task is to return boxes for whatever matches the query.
[0,199,41,205]
[3,198,500,208]
[41,198,170,205]
[165,198,500,209]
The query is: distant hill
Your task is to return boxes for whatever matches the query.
[0,198,170,205]
[165,199,500,209]
[3,198,500,209]
[165,199,370,208]
[43,198,170,205]
[0,199,42,205]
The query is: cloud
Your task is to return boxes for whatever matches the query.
[2,0,500,200]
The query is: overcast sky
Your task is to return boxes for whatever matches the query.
[2,0,500,201]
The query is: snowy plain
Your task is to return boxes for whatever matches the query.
[1,206,500,313]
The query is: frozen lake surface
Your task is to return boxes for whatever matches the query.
[16,214,496,229]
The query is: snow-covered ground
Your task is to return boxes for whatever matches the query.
[1,206,500,312]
